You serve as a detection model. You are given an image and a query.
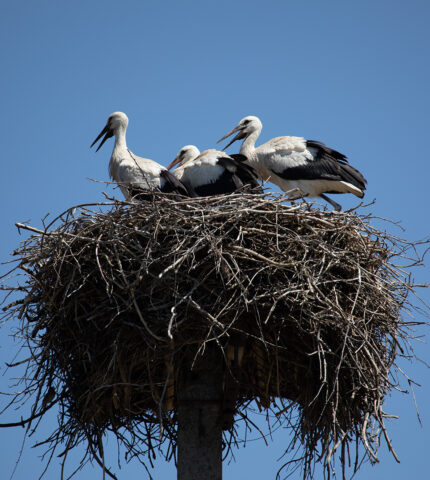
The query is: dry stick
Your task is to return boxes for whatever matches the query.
[131,292,166,343]
[15,223,49,236]
[0,400,56,428]
[87,441,118,480]
[231,245,297,268]
[378,414,400,463]
[361,412,379,463]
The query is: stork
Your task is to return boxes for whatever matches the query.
[91,112,190,200]
[168,145,201,183]
[217,116,367,211]
[167,146,260,197]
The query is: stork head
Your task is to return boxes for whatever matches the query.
[167,145,200,170]
[91,112,129,152]
[217,116,262,150]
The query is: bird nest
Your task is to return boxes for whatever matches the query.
[1,193,427,479]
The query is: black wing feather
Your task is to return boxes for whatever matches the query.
[159,170,192,197]
[306,140,348,163]
[229,153,248,163]
[272,141,367,192]
[217,156,261,192]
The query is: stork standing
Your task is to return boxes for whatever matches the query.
[218,116,367,211]
[168,146,260,196]
[91,112,190,200]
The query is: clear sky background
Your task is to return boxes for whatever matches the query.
[1,1,429,479]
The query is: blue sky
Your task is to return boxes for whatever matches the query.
[1,1,429,478]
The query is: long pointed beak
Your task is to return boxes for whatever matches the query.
[167,156,182,170]
[216,125,246,151]
[90,124,113,152]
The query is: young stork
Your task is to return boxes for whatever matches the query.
[91,112,190,200]
[167,145,260,196]
[218,116,367,211]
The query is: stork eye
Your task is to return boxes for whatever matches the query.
[243,120,250,125]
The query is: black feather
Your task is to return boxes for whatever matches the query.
[159,170,192,197]
[306,140,348,163]
[272,141,367,193]
[229,153,248,163]
[217,157,261,193]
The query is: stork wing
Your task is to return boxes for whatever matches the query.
[159,170,192,196]
[227,154,261,191]
[216,156,260,191]
[271,141,367,191]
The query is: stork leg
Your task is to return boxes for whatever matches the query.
[320,193,342,212]
[287,187,306,201]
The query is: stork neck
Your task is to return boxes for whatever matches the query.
[113,126,127,152]
[240,129,260,156]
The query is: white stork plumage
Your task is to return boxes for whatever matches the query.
[91,112,190,200]
[218,116,367,211]
[167,145,260,197]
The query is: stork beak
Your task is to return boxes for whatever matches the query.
[90,124,113,152]
[167,156,181,171]
[216,125,246,151]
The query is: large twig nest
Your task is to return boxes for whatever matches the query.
[1,193,427,478]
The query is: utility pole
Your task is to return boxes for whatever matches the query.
[177,346,224,480]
